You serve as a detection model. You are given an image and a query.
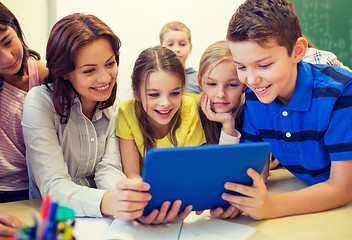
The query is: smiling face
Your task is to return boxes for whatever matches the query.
[137,70,183,134]
[66,38,118,115]
[229,38,302,105]
[161,30,192,67]
[199,60,244,113]
[0,26,23,76]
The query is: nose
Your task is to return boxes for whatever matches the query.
[216,86,226,99]
[97,69,112,83]
[171,44,180,53]
[0,49,13,64]
[160,95,171,107]
[246,70,260,85]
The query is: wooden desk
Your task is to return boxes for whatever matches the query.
[0,168,351,240]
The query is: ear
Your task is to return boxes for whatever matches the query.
[197,74,203,90]
[190,43,193,52]
[292,37,308,63]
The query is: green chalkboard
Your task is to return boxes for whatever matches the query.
[290,0,352,69]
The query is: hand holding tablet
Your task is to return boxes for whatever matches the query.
[142,142,271,215]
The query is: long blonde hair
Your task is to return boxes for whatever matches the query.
[198,40,245,144]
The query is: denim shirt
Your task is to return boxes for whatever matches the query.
[22,85,125,217]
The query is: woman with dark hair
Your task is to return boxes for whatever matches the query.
[0,2,47,203]
[22,13,124,217]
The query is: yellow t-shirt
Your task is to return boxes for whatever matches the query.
[116,95,206,160]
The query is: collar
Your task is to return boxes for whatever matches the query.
[73,97,115,122]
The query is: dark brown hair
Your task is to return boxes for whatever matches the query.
[227,0,302,56]
[0,2,40,78]
[132,46,185,155]
[45,13,121,123]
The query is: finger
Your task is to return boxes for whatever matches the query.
[195,210,203,215]
[0,214,24,229]
[162,200,181,223]
[116,178,150,192]
[151,201,171,224]
[113,186,151,202]
[136,209,159,224]
[114,199,148,212]
[115,208,145,221]
[0,223,16,237]
[219,206,238,219]
[247,168,266,189]
[228,208,242,219]
[175,204,192,222]
[209,207,224,218]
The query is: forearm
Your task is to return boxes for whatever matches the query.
[221,117,237,137]
[268,179,352,219]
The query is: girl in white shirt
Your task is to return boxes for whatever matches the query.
[23,13,188,224]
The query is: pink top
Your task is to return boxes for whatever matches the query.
[0,57,40,191]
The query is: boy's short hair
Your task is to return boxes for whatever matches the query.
[159,21,191,44]
[227,0,302,56]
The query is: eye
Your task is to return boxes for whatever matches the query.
[207,82,216,86]
[148,93,159,97]
[167,43,173,47]
[4,38,12,46]
[259,63,272,69]
[237,66,246,71]
[106,61,116,68]
[228,83,239,87]
[83,68,95,74]
[171,91,181,96]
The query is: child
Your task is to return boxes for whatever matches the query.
[223,0,352,220]
[116,45,206,179]
[196,40,246,219]
[198,40,245,145]
[0,2,47,203]
[22,13,127,218]
[160,21,202,95]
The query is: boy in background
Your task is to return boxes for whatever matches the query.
[220,0,352,220]
[160,21,202,95]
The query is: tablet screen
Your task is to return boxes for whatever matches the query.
[142,142,271,215]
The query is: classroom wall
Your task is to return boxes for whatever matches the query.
[2,0,49,61]
[54,0,245,102]
[2,0,244,103]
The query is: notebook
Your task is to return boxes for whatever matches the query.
[142,142,271,215]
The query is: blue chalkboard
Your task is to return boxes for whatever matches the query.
[291,0,352,69]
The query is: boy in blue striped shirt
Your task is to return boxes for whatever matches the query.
[221,0,352,220]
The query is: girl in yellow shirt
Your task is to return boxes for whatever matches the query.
[116,45,206,179]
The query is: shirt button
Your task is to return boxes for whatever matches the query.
[286,132,291,138]
[282,111,288,116]
[90,138,95,142]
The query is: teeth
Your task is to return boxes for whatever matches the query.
[256,87,267,92]
[158,109,171,114]
[95,84,109,90]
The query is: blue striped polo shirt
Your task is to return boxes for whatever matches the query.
[242,61,352,185]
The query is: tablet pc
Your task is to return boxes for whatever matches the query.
[142,142,271,215]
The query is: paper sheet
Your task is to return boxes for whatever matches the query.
[74,217,113,240]
[100,214,256,240]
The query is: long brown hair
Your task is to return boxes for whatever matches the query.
[132,46,185,155]
[45,13,121,123]
[0,2,40,82]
